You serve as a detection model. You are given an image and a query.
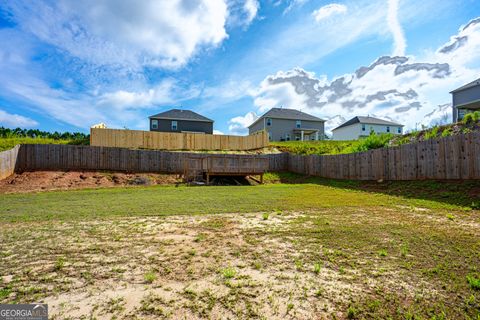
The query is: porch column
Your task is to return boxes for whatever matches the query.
[315,131,319,141]
[301,130,304,141]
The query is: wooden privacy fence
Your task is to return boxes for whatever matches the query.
[1,132,479,181]
[288,132,480,180]
[90,128,269,151]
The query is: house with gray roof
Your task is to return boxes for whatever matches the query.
[451,78,480,122]
[332,116,403,141]
[248,108,325,141]
[149,109,214,134]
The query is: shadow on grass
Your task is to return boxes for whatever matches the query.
[264,171,480,209]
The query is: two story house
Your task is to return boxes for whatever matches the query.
[451,78,480,122]
[332,116,403,140]
[248,108,325,141]
[149,109,214,134]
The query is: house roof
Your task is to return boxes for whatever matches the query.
[450,77,480,93]
[149,109,214,122]
[248,108,325,128]
[332,116,403,131]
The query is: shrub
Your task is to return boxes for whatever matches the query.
[424,126,439,140]
[346,133,393,153]
[441,127,453,138]
[462,111,480,124]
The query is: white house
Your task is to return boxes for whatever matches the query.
[332,116,404,140]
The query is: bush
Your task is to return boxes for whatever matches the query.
[462,111,480,124]
[346,133,393,153]
[424,126,439,140]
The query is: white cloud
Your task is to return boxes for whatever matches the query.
[226,0,260,27]
[312,4,347,22]
[387,0,407,56]
[244,0,260,24]
[97,80,201,110]
[283,0,309,14]
[0,109,39,128]
[228,111,259,135]
[213,129,224,135]
[241,17,480,135]
[4,0,229,69]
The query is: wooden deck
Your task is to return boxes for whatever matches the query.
[184,155,269,184]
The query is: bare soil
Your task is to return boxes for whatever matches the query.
[0,171,182,193]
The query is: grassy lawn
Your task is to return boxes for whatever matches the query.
[1,179,479,319]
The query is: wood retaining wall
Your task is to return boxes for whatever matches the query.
[1,132,479,181]
[0,145,20,180]
[288,132,480,180]
[13,144,287,174]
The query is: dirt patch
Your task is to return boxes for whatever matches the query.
[0,171,182,193]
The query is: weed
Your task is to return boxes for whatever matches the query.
[262,213,269,220]
[313,263,321,274]
[466,275,480,290]
[446,213,455,221]
[378,249,388,257]
[220,267,236,279]
[400,243,409,257]
[253,261,262,270]
[54,257,65,271]
[144,271,157,284]
[286,302,294,314]
[347,305,357,319]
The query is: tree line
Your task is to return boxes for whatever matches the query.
[0,127,89,142]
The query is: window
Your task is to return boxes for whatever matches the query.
[386,126,390,133]
[397,127,401,134]
[171,120,178,131]
[296,120,301,128]
[285,134,290,141]
[362,124,366,131]
[266,118,272,126]
[268,132,272,141]
[151,119,158,129]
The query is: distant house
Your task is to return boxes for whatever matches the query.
[332,116,404,141]
[248,108,325,141]
[149,109,214,134]
[451,78,480,122]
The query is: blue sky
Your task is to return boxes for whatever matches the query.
[0,0,480,135]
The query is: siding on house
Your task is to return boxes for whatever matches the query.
[451,80,480,122]
[149,109,214,134]
[333,123,403,141]
[332,116,403,140]
[150,119,213,134]
[248,108,325,141]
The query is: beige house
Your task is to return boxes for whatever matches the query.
[332,116,404,140]
[248,108,325,141]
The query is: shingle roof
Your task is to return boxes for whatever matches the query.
[248,108,325,128]
[450,77,480,93]
[332,116,403,131]
[149,109,213,122]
